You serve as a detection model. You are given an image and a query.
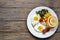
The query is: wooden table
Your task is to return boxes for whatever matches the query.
[0,0,60,40]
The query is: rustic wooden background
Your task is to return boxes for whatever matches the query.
[0,0,60,40]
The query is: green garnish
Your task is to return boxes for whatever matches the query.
[36,9,48,18]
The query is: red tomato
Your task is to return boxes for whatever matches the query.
[39,18,43,22]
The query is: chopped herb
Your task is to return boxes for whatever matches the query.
[36,9,48,18]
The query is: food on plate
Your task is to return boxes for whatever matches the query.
[42,27,50,34]
[36,9,48,18]
[47,16,58,27]
[36,9,51,22]
[43,12,51,22]
[31,9,57,34]
[31,21,38,27]
[34,23,46,32]
[33,15,38,21]
[32,14,40,21]
[31,15,40,27]
[39,18,43,22]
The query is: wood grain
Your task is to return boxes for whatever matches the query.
[0,21,27,32]
[0,0,60,40]
[0,0,60,8]
[0,0,51,7]
[0,33,58,40]
[0,21,59,33]
[0,8,31,20]
[0,21,59,40]
[0,8,60,20]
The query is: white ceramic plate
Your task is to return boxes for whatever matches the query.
[27,6,58,38]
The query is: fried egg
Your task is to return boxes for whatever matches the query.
[31,14,40,26]
[34,23,46,32]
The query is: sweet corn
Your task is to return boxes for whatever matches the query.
[43,12,51,22]
[44,12,51,18]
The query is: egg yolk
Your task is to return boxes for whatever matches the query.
[33,15,38,21]
[38,26,43,31]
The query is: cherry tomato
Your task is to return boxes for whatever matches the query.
[39,18,43,22]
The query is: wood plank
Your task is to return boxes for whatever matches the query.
[0,33,4,40]
[0,21,60,33]
[0,0,60,8]
[0,0,60,40]
[1,32,60,40]
[54,8,60,21]
[3,33,35,40]
[46,33,60,40]
[0,8,32,20]
[0,8,60,20]
[0,0,50,8]
[0,21,28,33]
[53,0,60,7]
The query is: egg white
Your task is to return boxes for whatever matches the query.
[34,23,46,32]
[31,14,40,26]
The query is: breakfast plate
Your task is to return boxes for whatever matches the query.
[27,6,58,38]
